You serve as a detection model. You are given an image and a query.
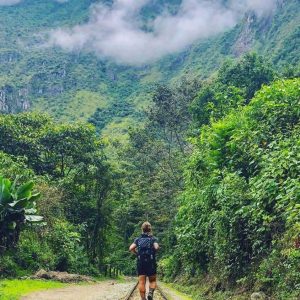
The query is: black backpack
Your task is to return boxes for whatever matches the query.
[137,235,155,263]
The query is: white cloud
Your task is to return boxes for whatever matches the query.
[232,0,276,17]
[48,0,276,65]
[0,0,68,5]
[0,0,21,5]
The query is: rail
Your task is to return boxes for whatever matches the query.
[124,281,169,300]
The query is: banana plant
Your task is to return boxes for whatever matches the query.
[0,176,43,251]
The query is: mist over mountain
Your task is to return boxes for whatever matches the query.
[0,0,299,135]
[48,0,276,65]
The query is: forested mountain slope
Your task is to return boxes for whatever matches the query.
[0,0,299,134]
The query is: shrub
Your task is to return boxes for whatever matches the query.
[47,220,93,274]
[16,230,56,272]
[0,176,43,252]
[0,255,19,278]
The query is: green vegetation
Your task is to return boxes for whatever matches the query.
[0,177,43,252]
[0,0,299,140]
[0,1,299,299]
[0,279,66,300]
[161,283,193,300]
[0,51,299,299]
[0,113,112,277]
[105,56,299,298]
[170,78,300,299]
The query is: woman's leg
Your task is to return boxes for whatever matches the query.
[148,275,157,300]
[148,275,157,289]
[138,275,147,299]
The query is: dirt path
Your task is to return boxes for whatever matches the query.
[127,288,165,300]
[123,280,167,300]
[22,280,136,300]
[22,280,190,300]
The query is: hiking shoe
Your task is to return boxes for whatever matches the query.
[147,293,153,300]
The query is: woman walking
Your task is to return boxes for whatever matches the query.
[129,222,160,300]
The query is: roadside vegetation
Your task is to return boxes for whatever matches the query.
[0,53,299,299]
[0,279,66,300]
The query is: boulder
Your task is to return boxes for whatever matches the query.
[31,269,95,283]
[251,292,266,300]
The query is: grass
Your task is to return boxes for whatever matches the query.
[161,282,193,300]
[161,281,251,300]
[62,90,110,122]
[0,279,67,300]
[101,116,139,144]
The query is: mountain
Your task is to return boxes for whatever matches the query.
[0,0,299,136]
[0,2,299,298]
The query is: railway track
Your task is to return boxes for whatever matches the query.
[123,282,169,300]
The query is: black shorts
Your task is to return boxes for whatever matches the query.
[137,260,157,276]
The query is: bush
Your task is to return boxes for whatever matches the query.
[255,224,300,298]
[174,78,300,296]
[47,220,94,275]
[0,255,19,278]
[159,255,181,281]
[0,176,43,252]
[16,230,56,272]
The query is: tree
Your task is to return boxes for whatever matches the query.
[218,53,275,101]
[173,78,300,291]
[0,176,43,252]
[39,123,98,177]
[191,53,275,129]
[107,79,200,273]
[0,113,113,270]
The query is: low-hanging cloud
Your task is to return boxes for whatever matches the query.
[0,0,68,5]
[0,0,21,5]
[49,0,276,65]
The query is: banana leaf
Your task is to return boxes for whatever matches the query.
[25,208,37,214]
[17,181,34,200]
[9,198,29,209]
[25,215,44,222]
[28,193,41,202]
[0,179,12,205]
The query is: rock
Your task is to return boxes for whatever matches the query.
[233,12,255,57]
[0,85,30,113]
[0,50,21,63]
[251,292,266,300]
[31,269,95,283]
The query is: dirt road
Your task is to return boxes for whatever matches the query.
[22,280,190,300]
[22,280,136,300]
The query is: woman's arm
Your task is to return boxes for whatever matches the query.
[153,242,159,251]
[129,243,137,255]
